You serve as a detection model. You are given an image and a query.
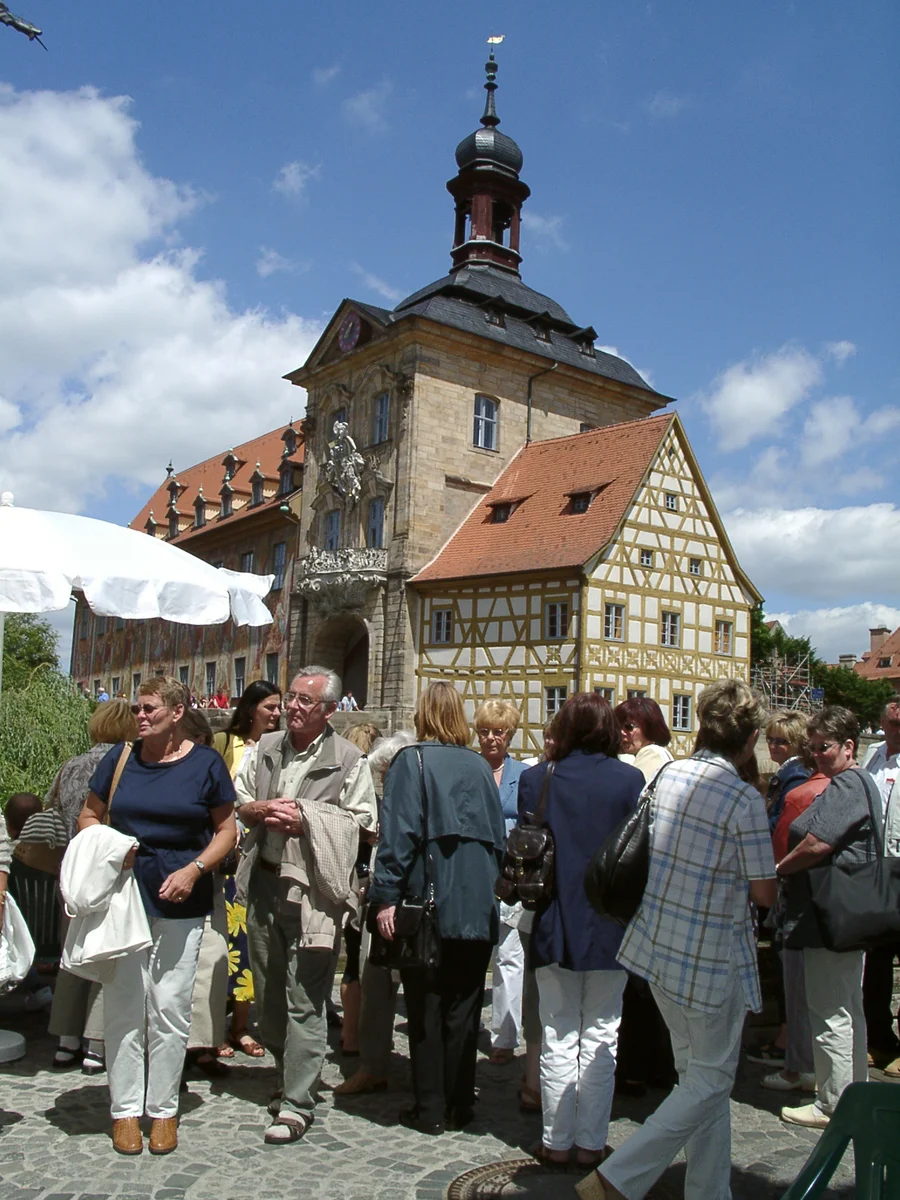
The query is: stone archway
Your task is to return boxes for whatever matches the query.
[311,614,370,709]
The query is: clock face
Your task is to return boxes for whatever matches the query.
[338,312,362,353]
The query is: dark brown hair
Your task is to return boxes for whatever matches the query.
[614,697,671,747]
[549,692,621,760]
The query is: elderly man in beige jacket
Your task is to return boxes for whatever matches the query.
[235,665,377,1145]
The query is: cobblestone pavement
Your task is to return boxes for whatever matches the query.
[1,987,889,1200]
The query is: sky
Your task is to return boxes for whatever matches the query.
[1,0,898,670]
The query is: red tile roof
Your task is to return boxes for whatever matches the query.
[130,423,304,546]
[413,414,673,582]
[854,625,900,685]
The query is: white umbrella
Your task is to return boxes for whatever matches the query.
[0,492,275,697]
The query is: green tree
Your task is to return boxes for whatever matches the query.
[0,668,92,805]
[2,612,59,691]
[811,664,895,732]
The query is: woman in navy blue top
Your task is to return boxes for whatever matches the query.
[517,692,643,1168]
[79,676,236,1157]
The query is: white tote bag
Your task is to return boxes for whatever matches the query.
[0,894,36,993]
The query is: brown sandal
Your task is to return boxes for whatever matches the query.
[230,1031,265,1057]
[532,1142,570,1168]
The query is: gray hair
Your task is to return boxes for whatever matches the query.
[368,730,416,778]
[697,678,766,757]
[292,664,341,705]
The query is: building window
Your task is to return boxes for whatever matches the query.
[714,620,733,656]
[545,601,569,640]
[251,478,264,506]
[672,694,692,731]
[640,548,653,568]
[272,541,286,590]
[665,493,679,512]
[266,652,279,684]
[111,676,121,695]
[473,394,498,450]
[324,509,341,551]
[627,689,647,700]
[179,666,189,687]
[689,557,702,576]
[194,498,206,528]
[205,662,216,698]
[372,392,390,444]
[95,616,106,636]
[131,672,142,702]
[115,616,125,632]
[877,657,892,669]
[545,686,567,719]
[79,607,90,639]
[661,611,680,648]
[168,512,179,538]
[280,465,294,496]
[240,551,254,574]
[431,608,453,644]
[570,492,591,513]
[491,503,511,524]
[93,678,101,696]
[579,423,595,433]
[220,489,233,518]
[234,656,246,699]
[604,603,624,641]
[594,687,615,703]
[366,498,385,549]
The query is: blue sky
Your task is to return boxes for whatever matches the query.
[1,0,898,665]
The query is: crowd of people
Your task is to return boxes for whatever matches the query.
[0,671,897,1198]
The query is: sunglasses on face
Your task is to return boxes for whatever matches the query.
[766,737,789,747]
[131,703,167,716]
[808,742,838,755]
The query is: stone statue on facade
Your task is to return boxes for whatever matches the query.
[324,420,366,505]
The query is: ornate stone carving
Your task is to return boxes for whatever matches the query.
[295,547,388,614]
[323,420,366,506]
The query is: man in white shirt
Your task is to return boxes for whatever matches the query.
[861,698,900,1078]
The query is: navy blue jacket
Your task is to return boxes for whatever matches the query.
[518,750,643,972]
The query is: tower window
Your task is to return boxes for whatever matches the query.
[372,392,390,444]
[323,509,341,551]
[367,498,385,549]
[473,394,498,451]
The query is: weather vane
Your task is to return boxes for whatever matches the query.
[0,2,46,48]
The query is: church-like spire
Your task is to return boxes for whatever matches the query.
[447,50,531,276]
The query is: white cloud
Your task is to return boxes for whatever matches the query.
[255,246,303,278]
[521,211,569,253]
[351,262,403,303]
[698,345,822,452]
[765,603,900,665]
[725,504,900,605]
[0,84,322,514]
[272,159,321,200]
[645,91,691,119]
[343,79,392,133]
[800,395,858,468]
[312,65,340,86]
[825,340,857,365]
[862,407,900,438]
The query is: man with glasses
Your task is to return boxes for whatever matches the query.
[234,666,377,1144]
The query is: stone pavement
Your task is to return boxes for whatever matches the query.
[0,987,884,1200]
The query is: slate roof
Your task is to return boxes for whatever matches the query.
[130,424,304,546]
[854,625,900,687]
[413,414,673,583]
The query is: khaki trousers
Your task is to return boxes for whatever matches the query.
[246,867,334,1119]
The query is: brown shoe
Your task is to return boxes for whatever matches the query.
[111,1117,142,1155]
[333,1071,388,1096]
[149,1116,178,1154]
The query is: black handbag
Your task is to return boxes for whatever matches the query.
[584,764,671,927]
[494,763,556,910]
[367,747,441,971]
[806,769,900,953]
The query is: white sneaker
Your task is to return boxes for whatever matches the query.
[781,1102,830,1129]
[762,1071,816,1092]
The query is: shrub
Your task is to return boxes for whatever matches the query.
[0,667,93,806]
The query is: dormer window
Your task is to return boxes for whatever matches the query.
[144,511,158,537]
[222,451,239,481]
[878,657,892,668]
[483,303,505,328]
[570,492,592,514]
[220,485,233,518]
[168,511,179,539]
[491,503,511,524]
[578,339,596,357]
[572,324,598,357]
[250,463,265,507]
[279,464,294,496]
[282,425,298,456]
[533,323,551,343]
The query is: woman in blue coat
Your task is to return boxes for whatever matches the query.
[518,693,643,1168]
[473,699,529,1064]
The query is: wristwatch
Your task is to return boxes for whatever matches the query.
[193,859,205,874]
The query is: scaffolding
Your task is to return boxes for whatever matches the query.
[751,651,823,713]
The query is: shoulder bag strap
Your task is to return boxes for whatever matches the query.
[415,747,433,901]
[853,767,885,860]
[104,742,133,825]
[533,760,556,825]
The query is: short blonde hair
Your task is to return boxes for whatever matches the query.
[473,699,521,734]
[139,675,188,710]
[765,710,808,752]
[89,699,138,746]
[697,679,766,757]
[415,682,469,747]
[344,722,382,753]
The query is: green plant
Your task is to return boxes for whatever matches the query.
[0,666,92,806]
[1,612,60,692]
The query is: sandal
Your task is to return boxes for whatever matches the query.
[489,1047,515,1066]
[531,1142,570,1168]
[264,1113,312,1144]
[217,1041,236,1059]
[52,1046,83,1069]
[230,1031,265,1057]
[518,1083,541,1113]
[575,1145,613,1168]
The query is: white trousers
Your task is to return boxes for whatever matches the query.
[187,881,229,1050]
[536,963,627,1151]
[491,921,525,1049]
[802,946,867,1115]
[602,965,745,1200]
[104,917,204,1119]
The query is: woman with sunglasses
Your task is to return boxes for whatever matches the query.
[763,711,811,833]
[78,677,236,1157]
[614,698,673,784]
[776,706,880,1129]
